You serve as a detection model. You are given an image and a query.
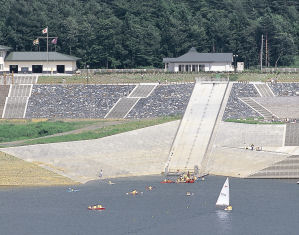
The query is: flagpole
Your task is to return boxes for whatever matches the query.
[47,26,49,74]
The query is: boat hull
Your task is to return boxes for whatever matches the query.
[160,181,175,184]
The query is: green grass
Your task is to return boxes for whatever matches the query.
[38,71,299,85]
[20,116,181,146]
[225,118,284,125]
[0,120,96,143]
[38,73,199,84]
[231,72,299,82]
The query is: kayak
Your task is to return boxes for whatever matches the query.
[160,180,175,184]
[176,179,195,183]
[67,188,79,192]
[88,205,105,211]
[185,179,195,183]
[126,190,142,195]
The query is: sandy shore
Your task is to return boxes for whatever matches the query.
[0,151,77,186]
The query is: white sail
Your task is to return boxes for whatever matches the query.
[216,177,230,206]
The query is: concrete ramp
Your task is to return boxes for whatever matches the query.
[167,80,228,174]
[2,85,32,118]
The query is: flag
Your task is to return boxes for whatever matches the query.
[33,38,39,45]
[51,38,58,44]
[42,27,48,34]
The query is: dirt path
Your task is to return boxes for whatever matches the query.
[0,120,133,147]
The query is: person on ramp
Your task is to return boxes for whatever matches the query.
[99,169,103,180]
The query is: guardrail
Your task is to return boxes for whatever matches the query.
[262,68,299,73]
[79,68,164,74]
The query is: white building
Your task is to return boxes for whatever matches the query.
[0,45,11,73]
[163,47,234,72]
[0,45,79,74]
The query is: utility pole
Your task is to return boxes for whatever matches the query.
[260,34,263,72]
[265,33,268,67]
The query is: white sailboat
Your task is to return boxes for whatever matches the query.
[216,177,232,211]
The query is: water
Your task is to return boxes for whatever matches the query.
[0,176,298,235]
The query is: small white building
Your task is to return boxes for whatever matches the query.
[0,45,11,73]
[0,45,79,74]
[163,47,234,72]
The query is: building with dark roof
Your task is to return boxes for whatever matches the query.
[163,47,234,72]
[0,46,79,74]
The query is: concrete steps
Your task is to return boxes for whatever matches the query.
[2,85,32,118]
[105,84,157,119]
[239,97,275,119]
[3,97,29,118]
[254,83,275,97]
[285,123,299,146]
[128,84,157,98]
[105,97,139,119]
[0,85,10,118]
[249,155,299,178]
[0,75,38,85]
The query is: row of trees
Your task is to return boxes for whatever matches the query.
[0,0,298,69]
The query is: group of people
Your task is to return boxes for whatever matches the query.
[176,171,197,183]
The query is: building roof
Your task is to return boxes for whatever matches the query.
[163,47,233,63]
[0,45,12,51]
[5,52,80,61]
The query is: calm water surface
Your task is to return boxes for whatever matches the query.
[0,176,298,235]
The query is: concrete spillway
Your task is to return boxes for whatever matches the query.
[166,80,228,174]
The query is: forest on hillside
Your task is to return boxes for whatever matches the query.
[0,0,298,69]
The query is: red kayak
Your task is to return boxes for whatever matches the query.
[176,179,196,183]
[185,179,195,183]
[160,180,175,184]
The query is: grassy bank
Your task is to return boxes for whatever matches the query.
[0,120,96,143]
[38,73,199,84]
[38,72,299,84]
[225,118,285,125]
[0,151,76,186]
[20,116,181,146]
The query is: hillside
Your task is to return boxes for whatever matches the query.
[0,0,298,69]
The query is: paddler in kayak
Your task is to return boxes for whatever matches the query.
[126,190,139,195]
[146,186,154,191]
[88,204,105,210]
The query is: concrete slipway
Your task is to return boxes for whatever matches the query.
[3,119,298,183]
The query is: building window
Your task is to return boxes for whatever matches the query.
[185,65,188,72]
[0,64,3,70]
[179,65,182,72]
[57,65,65,73]
[32,65,43,73]
[0,51,3,57]
[10,65,18,73]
